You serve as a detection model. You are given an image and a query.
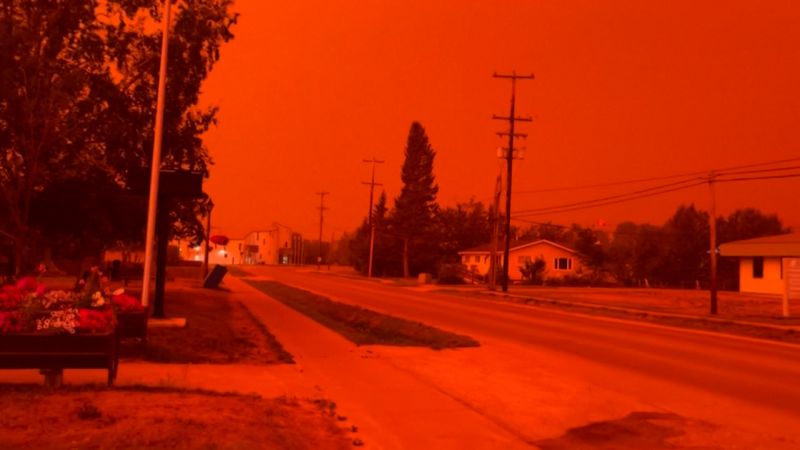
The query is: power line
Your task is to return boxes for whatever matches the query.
[514,181,709,217]
[513,172,800,218]
[514,172,706,195]
[715,166,800,177]
[514,177,704,215]
[716,173,800,183]
[513,157,800,195]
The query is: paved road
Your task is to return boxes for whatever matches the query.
[245,266,800,446]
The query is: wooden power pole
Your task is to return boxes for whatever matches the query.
[708,171,718,315]
[363,158,384,278]
[316,191,328,270]
[493,71,534,292]
[488,174,502,290]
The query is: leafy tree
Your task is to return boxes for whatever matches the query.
[392,122,439,277]
[659,204,709,287]
[607,222,638,285]
[519,257,546,284]
[0,1,237,274]
[518,222,574,246]
[0,1,112,273]
[350,191,403,276]
[434,199,490,263]
[607,221,665,286]
[572,225,608,279]
[717,208,788,243]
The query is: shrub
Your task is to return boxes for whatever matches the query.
[437,263,466,285]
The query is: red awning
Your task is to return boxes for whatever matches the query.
[209,235,229,246]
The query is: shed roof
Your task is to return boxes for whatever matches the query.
[719,233,800,257]
[459,239,578,255]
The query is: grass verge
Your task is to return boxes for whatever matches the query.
[123,283,294,364]
[245,280,479,349]
[452,290,800,344]
[0,385,350,450]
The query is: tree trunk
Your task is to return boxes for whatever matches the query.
[13,232,24,277]
[402,237,409,278]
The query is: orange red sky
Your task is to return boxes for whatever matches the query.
[200,0,799,240]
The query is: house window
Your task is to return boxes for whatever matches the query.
[554,257,572,271]
[517,255,531,264]
[753,257,764,279]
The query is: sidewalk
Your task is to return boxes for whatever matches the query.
[225,275,532,450]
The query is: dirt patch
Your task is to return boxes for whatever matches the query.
[245,280,479,349]
[0,385,351,449]
[125,283,293,364]
[535,411,719,450]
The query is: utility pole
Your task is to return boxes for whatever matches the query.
[362,158,384,278]
[316,191,328,270]
[708,171,718,315]
[330,231,335,270]
[488,174,502,290]
[493,71,534,292]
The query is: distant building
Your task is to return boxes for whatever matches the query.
[458,239,582,281]
[719,233,800,295]
[241,224,302,265]
[174,223,303,266]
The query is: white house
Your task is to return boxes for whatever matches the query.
[719,233,800,295]
[458,239,582,281]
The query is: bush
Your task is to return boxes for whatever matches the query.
[520,258,546,284]
[437,263,466,285]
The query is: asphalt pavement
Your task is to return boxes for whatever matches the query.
[240,265,800,449]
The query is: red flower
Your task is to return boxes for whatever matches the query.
[111,294,145,312]
[0,311,24,334]
[16,277,38,293]
[0,286,21,310]
[76,308,111,332]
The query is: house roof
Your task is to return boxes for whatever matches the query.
[719,233,800,257]
[458,239,578,255]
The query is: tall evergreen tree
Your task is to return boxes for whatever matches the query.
[393,122,439,277]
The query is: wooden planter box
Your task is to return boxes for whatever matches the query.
[0,330,119,386]
[117,311,148,342]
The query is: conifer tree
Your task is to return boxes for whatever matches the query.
[393,122,439,277]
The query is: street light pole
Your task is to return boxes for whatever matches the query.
[141,0,172,308]
[203,200,213,279]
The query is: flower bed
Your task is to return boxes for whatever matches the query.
[0,269,143,385]
[0,330,118,386]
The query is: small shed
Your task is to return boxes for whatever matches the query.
[719,233,800,295]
